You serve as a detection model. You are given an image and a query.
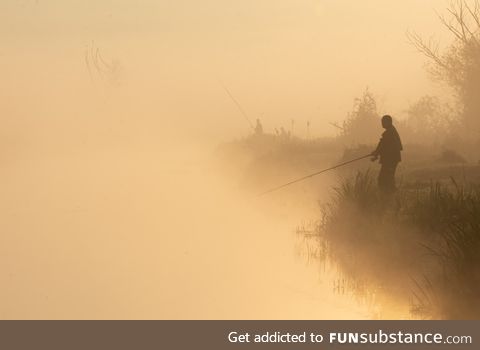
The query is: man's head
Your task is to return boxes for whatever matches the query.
[381,115,393,129]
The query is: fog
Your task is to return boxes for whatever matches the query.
[0,0,451,318]
[2,0,449,140]
[1,139,371,318]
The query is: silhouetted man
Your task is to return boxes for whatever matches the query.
[371,115,403,193]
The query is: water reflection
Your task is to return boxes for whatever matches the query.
[295,222,414,319]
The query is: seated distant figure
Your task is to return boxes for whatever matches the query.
[255,118,263,135]
[371,115,403,193]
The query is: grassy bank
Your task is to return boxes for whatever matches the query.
[216,134,480,318]
[315,172,480,319]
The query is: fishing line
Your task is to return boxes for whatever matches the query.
[258,154,371,196]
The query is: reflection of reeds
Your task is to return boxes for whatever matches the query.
[295,222,327,263]
[410,274,440,319]
[295,220,381,312]
[312,171,480,319]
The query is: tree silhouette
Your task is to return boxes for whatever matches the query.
[338,89,380,145]
[408,0,480,133]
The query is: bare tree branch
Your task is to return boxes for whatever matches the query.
[436,1,480,47]
[407,31,449,70]
[439,13,465,42]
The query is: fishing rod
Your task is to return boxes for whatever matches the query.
[258,154,372,196]
[219,81,255,131]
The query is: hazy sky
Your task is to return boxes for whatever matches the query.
[0,0,457,319]
[1,0,452,142]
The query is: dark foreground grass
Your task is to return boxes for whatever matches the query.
[317,171,480,319]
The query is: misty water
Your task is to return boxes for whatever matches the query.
[0,142,374,319]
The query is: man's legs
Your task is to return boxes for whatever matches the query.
[378,162,398,193]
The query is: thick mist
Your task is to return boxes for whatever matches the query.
[1,0,449,141]
[1,122,372,318]
[0,0,455,319]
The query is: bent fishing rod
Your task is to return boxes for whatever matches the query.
[258,154,372,196]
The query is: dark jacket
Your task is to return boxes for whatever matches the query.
[373,126,403,164]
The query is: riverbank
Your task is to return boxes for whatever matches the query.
[315,171,480,319]
[216,134,480,319]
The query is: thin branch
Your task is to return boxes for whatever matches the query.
[438,13,465,42]
[407,31,449,70]
[464,0,480,35]
[329,122,345,132]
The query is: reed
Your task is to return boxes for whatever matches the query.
[319,171,480,319]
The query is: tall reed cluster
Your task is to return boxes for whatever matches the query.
[319,172,480,319]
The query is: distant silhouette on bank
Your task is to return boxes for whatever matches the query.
[371,115,403,193]
[255,118,264,135]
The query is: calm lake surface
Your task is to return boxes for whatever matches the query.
[0,144,372,319]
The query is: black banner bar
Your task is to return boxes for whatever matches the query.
[0,321,477,350]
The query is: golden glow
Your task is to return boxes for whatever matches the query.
[0,0,449,319]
